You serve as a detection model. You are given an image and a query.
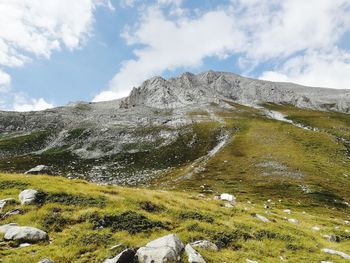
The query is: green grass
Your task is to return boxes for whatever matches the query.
[0,173,349,263]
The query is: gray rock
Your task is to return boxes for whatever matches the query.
[185,244,206,263]
[38,259,54,263]
[1,209,23,220]
[190,240,218,251]
[103,249,135,263]
[0,223,18,234]
[252,213,270,222]
[3,226,48,243]
[321,248,350,259]
[0,198,16,212]
[25,165,51,175]
[19,189,38,205]
[136,234,184,263]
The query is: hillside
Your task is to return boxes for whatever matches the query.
[0,173,349,263]
[1,71,350,262]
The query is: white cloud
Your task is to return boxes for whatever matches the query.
[235,0,350,63]
[260,48,350,89]
[93,6,245,101]
[94,0,350,101]
[12,94,53,112]
[0,70,11,92]
[0,0,110,110]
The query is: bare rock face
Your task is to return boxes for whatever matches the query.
[25,165,51,175]
[120,71,350,112]
[136,234,184,263]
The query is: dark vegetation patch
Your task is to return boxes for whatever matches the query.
[179,211,214,223]
[0,130,53,155]
[0,180,29,190]
[35,191,106,208]
[210,229,253,249]
[308,190,348,209]
[139,201,164,213]
[41,209,74,232]
[64,232,113,253]
[254,230,292,242]
[81,211,165,234]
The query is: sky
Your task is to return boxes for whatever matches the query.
[1,0,350,111]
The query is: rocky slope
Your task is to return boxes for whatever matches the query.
[0,71,350,187]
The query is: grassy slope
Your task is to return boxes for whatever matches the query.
[0,173,350,263]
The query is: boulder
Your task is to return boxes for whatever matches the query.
[0,198,17,212]
[25,165,51,175]
[283,209,291,214]
[3,225,48,243]
[19,189,38,205]
[190,240,218,251]
[103,249,136,263]
[220,193,236,203]
[136,234,184,263]
[0,223,18,234]
[321,248,350,259]
[185,244,206,263]
[252,213,269,222]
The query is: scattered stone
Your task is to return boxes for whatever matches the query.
[104,249,136,263]
[110,243,123,250]
[246,260,258,263]
[320,261,333,263]
[224,203,234,208]
[312,226,321,231]
[136,234,184,263]
[38,259,54,263]
[2,225,48,243]
[345,220,350,225]
[190,240,218,251]
[220,193,236,203]
[185,244,206,263]
[25,165,51,175]
[252,213,269,222]
[287,218,298,224]
[0,198,17,212]
[321,248,350,259]
[283,209,291,214]
[323,235,340,242]
[19,243,31,248]
[19,189,38,205]
[1,209,24,220]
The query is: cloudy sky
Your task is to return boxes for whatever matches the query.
[1,0,350,111]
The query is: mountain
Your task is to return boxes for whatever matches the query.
[0,71,350,262]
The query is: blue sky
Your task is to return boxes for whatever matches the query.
[1,0,350,111]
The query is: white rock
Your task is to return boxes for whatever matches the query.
[185,244,206,263]
[19,243,31,248]
[224,203,234,208]
[345,220,350,225]
[4,226,48,243]
[0,198,16,212]
[312,226,320,231]
[321,248,350,259]
[288,218,298,224]
[19,189,38,205]
[220,193,236,202]
[25,165,50,175]
[136,234,184,263]
[320,261,333,263]
[38,259,54,263]
[283,209,291,214]
[252,213,269,222]
[0,223,18,234]
[190,240,218,251]
[246,260,258,263]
